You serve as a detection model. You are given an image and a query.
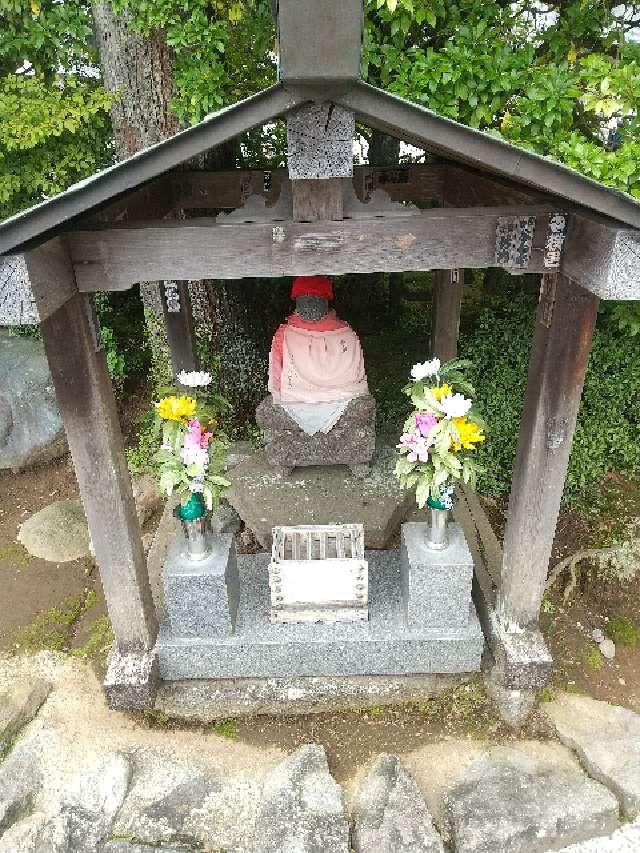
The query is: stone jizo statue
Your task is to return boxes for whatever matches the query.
[257,276,376,477]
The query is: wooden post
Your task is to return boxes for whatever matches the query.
[431,269,463,359]
[498,271,599,630]
[291,179,344,222]
[160,280,198,377]
[26,239,158,651]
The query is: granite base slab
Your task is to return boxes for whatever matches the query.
[156,550,484,681]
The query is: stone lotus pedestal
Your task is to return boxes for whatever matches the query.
[255,393,376,477]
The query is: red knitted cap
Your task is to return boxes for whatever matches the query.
[291,275,333,300]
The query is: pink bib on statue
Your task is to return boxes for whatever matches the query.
[278,324,369,403]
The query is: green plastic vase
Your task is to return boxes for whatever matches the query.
[178,492,206,521]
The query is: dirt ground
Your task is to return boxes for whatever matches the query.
[1,450,639,769]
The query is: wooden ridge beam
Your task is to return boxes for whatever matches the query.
[67,204,558,291]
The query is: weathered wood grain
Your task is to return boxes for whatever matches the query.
[22,236,78,320]
[68,205,556,291]
[291,179,344,222]
[431,268,463,360]
[498,270,599,629]
[161,281,198,376]
[31,241,158,650]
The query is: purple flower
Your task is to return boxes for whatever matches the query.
[398,429,431,462]
[415,411,438,438]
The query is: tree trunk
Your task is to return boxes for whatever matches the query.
[92,2,178,157]
[92,1,208,384]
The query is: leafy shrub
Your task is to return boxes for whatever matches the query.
[460,286,640,508]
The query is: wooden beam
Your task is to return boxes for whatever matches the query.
[498,269,599,630]
[561,213,640,300]
[444,164,547,207]
[20,236,78,320]
[85,176,174,227]
[168,164,538,211]
[161,281,198,376]
[292,179,344,222]
[431,268,463,360]
[27,240,158,651]
[68,205,556,291]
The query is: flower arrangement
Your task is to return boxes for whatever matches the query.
[395,358,486,510]
[153,370,231,518]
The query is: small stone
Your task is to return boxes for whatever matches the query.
[17,499,91,562]
[619,678,626,686]
[0,677,50,755]
[592,629,605,643]
[543,692,640,818]
[0,739,42,835]
[253,744,350,853]
[599,638,616,659]
[352,754,444,852]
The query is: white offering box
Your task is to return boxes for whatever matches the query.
[268,524,369,624]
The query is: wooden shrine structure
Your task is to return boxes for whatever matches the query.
[2,0,640,721]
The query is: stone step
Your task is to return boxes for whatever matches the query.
[156,550,484,681]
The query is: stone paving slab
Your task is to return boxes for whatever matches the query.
[556,818,640,852]
[445,745,619,853]
[542,692,640,819]
[352,754,444,853]
[157,550,484,680]
[0,678,50,756]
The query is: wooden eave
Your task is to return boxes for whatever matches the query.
[2,80,640,258]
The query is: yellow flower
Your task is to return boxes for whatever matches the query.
[156,395,196,422]
[432,383,453,402]
[450,416,485,451]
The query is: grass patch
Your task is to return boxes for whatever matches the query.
[583,646,605,672]
[0,542,32,566]
[142,709,171,728]
[605,616,638,647]
[536,687,556,703]
[71,615,114,667]
[409,680,500,735]
[13,589,98,653]
[210,719,239,740]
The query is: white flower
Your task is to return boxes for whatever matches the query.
[438,392,472,419]
[410,359,440,381]
[177,370,213,388]
[190,482,204,493]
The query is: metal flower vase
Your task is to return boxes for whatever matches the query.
[175,493,211,562]
[426,495,449,551]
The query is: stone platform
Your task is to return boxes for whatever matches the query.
[156,549,484,681]
[226,448,414,550]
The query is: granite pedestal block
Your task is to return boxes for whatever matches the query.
[163,531,239,637]
[156,549,484,680]
[400,522,474,632]
[255,394,376,475]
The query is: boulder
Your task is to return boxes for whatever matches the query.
[0,735,43,834]
[446,746,619,853]
[112,750,219,846]
[254,744,350,853]
[17,499,91,562]
[0,330,66,471]
[542,692,640,818]
[0,677,50,755]
[352,754,444,853]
